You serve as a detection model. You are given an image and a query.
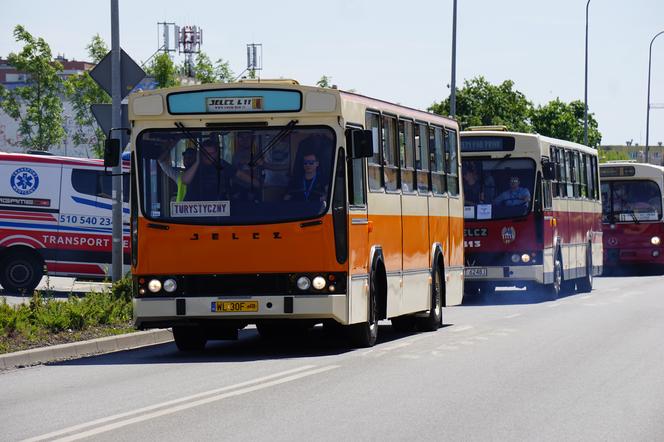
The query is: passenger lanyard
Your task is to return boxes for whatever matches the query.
[303,173,317,200]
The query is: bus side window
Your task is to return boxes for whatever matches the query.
[415,123,430,193]
[430,126,446,195]
[580,154,588,198]
[382,115,399,192]
[365,112,383,192]
[592,156,600,200]
[399,120,415,193]
[445,128,459,196]
[571,151,580,198]
[346,129,366,207]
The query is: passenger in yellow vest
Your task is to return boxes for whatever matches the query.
[158,146,197,202]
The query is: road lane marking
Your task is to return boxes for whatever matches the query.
[23,365,334,442]
[450,325,474,333]
[503,313,521,319]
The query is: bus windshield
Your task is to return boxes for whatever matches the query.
[462,158,535,220]
[136,126,335,225]
[601,180,662,223]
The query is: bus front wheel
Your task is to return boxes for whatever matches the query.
[347,269,380,347]
[577,246,594,293]
[173,326,207,351]
[546,254,562,300]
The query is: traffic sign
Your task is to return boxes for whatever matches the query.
[91,103,129,147]
[89,49,146,99]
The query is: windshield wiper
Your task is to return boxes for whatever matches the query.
[174,121,223,170]
[249,119,298,167]
[628,210,640,224]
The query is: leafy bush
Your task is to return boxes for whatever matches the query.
[0,277,134,352]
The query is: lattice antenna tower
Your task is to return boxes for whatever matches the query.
[178,25,203,77]
[247,43,263,79]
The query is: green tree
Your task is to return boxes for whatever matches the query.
[429,76,533,133]
[531,98,602,147]
[192,52,234,84]
[316,75,332,88]
[0,25,65,151]
[146,53,179,88]
[599,149,629,163]
[64,34,110,158]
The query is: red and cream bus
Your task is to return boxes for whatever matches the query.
[600,161,664,271]
[461,128,602,299]
[115,79,464,350]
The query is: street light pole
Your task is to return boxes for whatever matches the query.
[110,0,123,282]
[450,0,457,117]
[645,30,664,164]
[584,0,590,146]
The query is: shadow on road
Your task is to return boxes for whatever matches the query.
[462,286,581,307]
[601,265,664,277]
[51,322,451,366]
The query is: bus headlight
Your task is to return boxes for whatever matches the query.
[312,276,327,290]
[521,254,531,263]
[148,279,162,293]
[511,254,520,263]
[296,276,311,291]
[163,278,177,293]
[651,236,661,246]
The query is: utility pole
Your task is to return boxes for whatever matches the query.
[584,0,590,146]
[111,0,123,282]
[450,0,457,118]
[646,30,664,164]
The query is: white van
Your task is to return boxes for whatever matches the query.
[0,152,129,293]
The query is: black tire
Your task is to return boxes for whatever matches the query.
[173,326,207,351]
[546,253,562,300]
[577,245,594,293]
[391,315,417,333]
[0,250,43,295]
[417,266,443,332]
[347,268,379,348]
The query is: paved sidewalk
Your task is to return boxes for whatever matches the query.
[1,276,111,306]
[0,329,173,371]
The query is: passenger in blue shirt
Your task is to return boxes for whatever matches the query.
[494,176,530,207]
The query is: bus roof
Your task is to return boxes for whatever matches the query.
[460,130,597,157]
[599,161,664,181]
[128,80,457,129]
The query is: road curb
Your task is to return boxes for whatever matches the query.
[0,329,173,371]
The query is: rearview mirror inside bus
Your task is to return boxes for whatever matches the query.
[104,138,121,168]
[350,129,374,159]
[542,160,556,180]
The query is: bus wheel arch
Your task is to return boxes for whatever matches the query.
[0,246,44,295]
[347,249,385,347]
[418,251,444,331]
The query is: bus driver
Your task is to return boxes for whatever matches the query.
[493,176,531,207]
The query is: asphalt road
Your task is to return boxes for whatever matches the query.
[2,273,664,441]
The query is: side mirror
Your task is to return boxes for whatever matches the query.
[348,129,374,159]
[104,138,121,168]
[542,160,556,181]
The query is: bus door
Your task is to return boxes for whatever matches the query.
[347,142,370,324]
[399,120,429,314]
[428,126,449,293]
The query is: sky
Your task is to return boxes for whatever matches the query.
[2,0,664,146]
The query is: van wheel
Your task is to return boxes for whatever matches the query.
[577,246,593,293]
[347,269,379,347]
[173,326,207,351]
[0,250,43,295]
[417,267,443,331]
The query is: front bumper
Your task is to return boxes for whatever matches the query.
[464,264,544,284]
[134,293,348,329]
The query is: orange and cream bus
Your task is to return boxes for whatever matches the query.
[115,80,464,350]
[461,128,602,299]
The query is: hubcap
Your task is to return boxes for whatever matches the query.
[9,262,31,285]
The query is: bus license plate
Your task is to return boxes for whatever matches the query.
[212,301,259,313]
[464,267,487,277]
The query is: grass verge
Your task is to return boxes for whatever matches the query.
[0,277,134,354]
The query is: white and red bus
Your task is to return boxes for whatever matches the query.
[600,161,664,271]
[0,152,129,293]
[116,79,464,350]
[461,128,602,299]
